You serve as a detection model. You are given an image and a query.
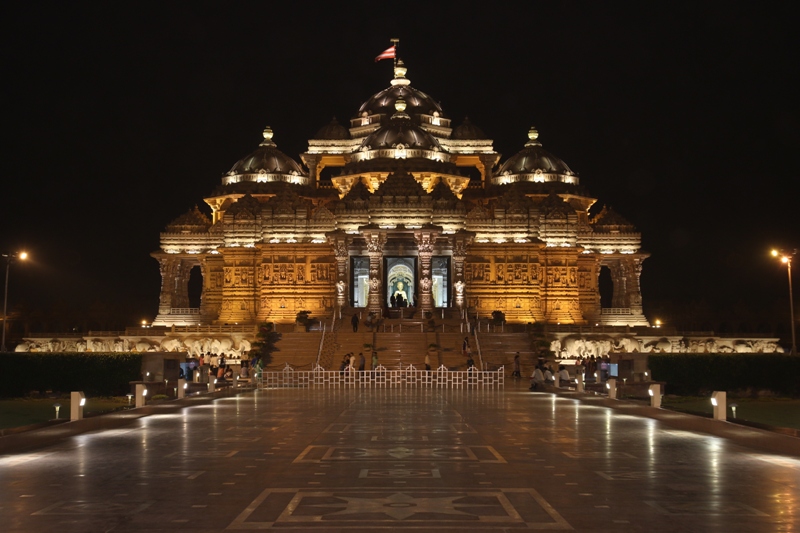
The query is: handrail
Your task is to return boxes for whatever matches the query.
[474,329,483,370]
[315,322,326,367]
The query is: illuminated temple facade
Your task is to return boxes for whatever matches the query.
[152,62,649,327]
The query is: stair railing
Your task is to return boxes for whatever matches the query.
[315,321,326,368]
[473,329,484,370]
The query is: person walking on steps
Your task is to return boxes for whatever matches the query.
[351,313,359,332]
[512,353,521,378]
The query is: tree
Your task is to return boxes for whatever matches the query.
[252,322,281,367]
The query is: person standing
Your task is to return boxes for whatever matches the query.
[371,351,379,370]
[351,313,359,332]
[424,352,431,371]
[512,353,521,378]
[358,352,365,371]
[462,336,470,357]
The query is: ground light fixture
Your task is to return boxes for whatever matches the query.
[53,403,61,419]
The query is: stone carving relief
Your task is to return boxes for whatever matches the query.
[454,280,465,296]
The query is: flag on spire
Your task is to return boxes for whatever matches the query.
[375,45,396,62]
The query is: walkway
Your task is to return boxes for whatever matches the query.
[1,382,798,531]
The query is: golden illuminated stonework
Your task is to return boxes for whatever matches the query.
[151,63,649,327]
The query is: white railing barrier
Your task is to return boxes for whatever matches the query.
[257,364,504,389]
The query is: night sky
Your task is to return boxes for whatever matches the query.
[3,2,798,338]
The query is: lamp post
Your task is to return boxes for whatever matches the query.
[2,251,28,352]
[771,249,797,356]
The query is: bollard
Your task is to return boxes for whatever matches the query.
[208,379,216,393]
[553,374,560,388]
[711,391,727,421]
[177,378,187,399]
[70,391,86,421]
[648,384,661,408]
[606,378,617,399]
[135,383,147,408]
[576,372,584,392]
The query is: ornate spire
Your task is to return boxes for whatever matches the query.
[525,126,541,147]
[390,59,410,87]
[259,126,276,147]
[392,98,410,120]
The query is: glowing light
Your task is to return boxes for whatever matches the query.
[269,238,280,243]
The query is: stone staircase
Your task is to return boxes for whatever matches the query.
[373,332,432,369]
[476,332,536,375]
[330,331,375,369]
[262,315,537,377]
[267,332,323,371]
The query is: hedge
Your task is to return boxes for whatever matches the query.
[2,352,143,398]
[648,354,800,397]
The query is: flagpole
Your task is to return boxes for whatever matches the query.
[391,38,399,69]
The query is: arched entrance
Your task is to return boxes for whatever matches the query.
[386,258,415,307]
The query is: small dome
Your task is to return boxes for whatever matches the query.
[165,205,212,232]
[314,117,349,140]
[497,127,573,175]
[452,117,486,140]
[228,127,305,176]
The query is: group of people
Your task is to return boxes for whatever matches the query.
[529,364,571,391]
[573,355,611,382]
[191,352,262,383]
[339,352,377,374]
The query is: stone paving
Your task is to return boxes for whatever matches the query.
[1,382,799,532]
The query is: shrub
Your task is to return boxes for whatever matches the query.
[3,352,142,398]
[491,310,506,325]
[648,354,800,397]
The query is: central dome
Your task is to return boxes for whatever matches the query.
[362,119,442,151]
[355,61,446,120]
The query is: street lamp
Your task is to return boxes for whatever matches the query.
[771,249,797,356]
[2,251,28,352]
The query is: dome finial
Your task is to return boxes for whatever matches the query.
[260,126,277,147]
[525,126,541,146]
[390,59,410,87]
[392,98,410,119]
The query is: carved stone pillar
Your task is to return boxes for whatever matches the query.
[156,256,179,315]
[303,153,321,182]
[366,234,385,316]
[417,237,433,313]
[624,257,646,315]
[452,230,473,313]
[479,153,498,187]
[327,230,350,311]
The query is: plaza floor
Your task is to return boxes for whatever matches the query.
[1,382,798,532]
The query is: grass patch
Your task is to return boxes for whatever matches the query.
[662,396,800,430]
[0,397,130,430]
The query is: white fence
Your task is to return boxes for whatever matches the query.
[257,364,504,390]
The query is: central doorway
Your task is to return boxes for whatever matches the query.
[385,257,416,307]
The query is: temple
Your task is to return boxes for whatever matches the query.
[152,60,649,328]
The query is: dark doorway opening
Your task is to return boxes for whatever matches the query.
[599,266,613,308]
[188,265,203,308]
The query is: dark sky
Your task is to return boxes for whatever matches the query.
[2,1,798,333]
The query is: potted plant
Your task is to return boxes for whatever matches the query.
[295,310,313,332]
